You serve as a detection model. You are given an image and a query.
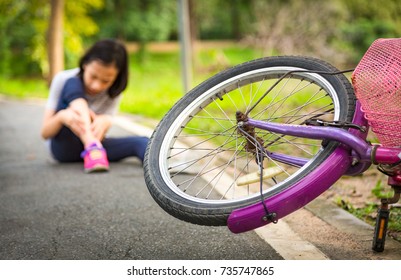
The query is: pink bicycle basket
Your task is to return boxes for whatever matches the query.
[352,38,401,147]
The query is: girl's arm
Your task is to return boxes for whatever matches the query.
[41,109,62,139]
[40,106,85,140]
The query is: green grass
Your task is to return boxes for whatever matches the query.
[0,43,262,120]
[122,46,262,118]
[339,180,401,236]
[0,76,48,99]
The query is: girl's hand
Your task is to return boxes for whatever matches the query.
[59,107,86,136]
[89,111,112,140]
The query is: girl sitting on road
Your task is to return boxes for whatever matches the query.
[41,39,149,173]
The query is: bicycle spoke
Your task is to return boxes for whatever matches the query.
[158,61,351,204]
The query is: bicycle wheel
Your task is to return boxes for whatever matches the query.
[144,56,356,226]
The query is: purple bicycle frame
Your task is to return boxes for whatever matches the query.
[227,101,401,233]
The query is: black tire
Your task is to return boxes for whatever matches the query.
[144,56,356,226]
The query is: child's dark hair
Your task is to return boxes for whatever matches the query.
[79,39,128,98]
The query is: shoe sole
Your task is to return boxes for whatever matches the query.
[84,164,109,173]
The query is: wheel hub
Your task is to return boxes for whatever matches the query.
[236,111,264,155]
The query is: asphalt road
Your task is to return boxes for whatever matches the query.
[0,98,282,260]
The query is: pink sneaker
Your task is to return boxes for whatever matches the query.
[80,143,109,173]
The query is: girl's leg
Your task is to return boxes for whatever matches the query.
[68,98,101,147]
[51,98,103,163]
[102,136,149,162]
[55,77,100,148]
[51,133,150,163]
[51,78,108,170]
[50,126,84,162]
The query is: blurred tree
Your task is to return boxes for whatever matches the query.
[194,0,253,40]
[244,0,348,65]
[3,0,401,78]
[48,0,64,82]
[91,0,176,61]
[0,0,103,78]
[245,0,401,66]
[0,1,25,77]
[0,1,44,77]
[62,0,104,69]
[338,0,401,63]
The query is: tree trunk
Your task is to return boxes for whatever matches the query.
[47,0,64,85]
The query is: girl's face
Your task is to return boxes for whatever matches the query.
[82,60,118,95]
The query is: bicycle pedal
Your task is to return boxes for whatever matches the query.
[372,207,390,252]
[236,167,283,186]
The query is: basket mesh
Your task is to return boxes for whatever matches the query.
[352,38,401,147]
